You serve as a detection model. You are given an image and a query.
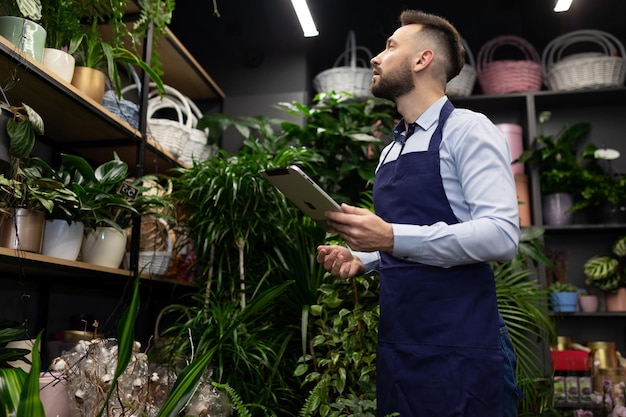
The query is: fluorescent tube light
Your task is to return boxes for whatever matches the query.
[554,0,573,12]
[291,0,319,37]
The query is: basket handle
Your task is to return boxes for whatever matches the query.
[333,30,373,69]
[146,84,195,129]
[146,97,186,125]
[460,37,475,68]
[542,29,626,74]
[477,35,540,72]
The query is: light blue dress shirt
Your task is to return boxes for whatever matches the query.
[356,96,521,271]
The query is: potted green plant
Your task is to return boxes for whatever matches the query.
[39,0,83,82]
[584,234,626,312]
[52,153,175,268]
[0,101,79,253]
[548,281,578,313]
[66,0,165,103]
[574,148,626,223]
[0,0,46,62]
[517,111,596,225]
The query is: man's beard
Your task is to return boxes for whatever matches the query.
[371,60,414,100]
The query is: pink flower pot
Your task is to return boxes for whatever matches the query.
[579,295,599,313]
[605,288,626,312]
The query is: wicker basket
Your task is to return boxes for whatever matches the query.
[543,29,626,92]
[446,38,477,97]
[179,96,214,165]
[146,85,194,157]
[102,88,140,128]
[313,30,373,99]
[124,217,173,276]
[477,35,543,95]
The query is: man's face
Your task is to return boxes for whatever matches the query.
[370,25,419,100]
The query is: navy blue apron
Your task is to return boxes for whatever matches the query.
[373,100,504,417]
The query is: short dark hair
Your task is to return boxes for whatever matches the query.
[399,10,465,82]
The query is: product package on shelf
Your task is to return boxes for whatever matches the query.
[551,349,593,407]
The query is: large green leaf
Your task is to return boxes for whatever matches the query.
[6,120,35,159]
[15,330,45,417]
[0,367,27,417]
[156,348,215,417]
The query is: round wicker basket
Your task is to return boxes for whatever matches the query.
[124,217,173,276]
[542,29,626,92]
[313,30,373,99]
[146,84,195,158]
[446,38,477,97]
[477,35,543,95]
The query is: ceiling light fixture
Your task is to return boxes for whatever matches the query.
[291,0,319,37]
[554,0,573,12]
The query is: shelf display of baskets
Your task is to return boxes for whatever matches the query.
[542,29,626,92]
[313,30,373,99]
[446,38,477,97]
[477,35,543,95]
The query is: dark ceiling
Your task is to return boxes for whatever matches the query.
[169,0,626,95]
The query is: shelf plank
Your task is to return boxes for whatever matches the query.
[0,246,132,279]
[0,246,196,287]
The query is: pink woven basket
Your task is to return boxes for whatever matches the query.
[477,35,543,95]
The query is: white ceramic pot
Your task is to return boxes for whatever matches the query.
[81,227,127,268]
[42,219,84,261]
[42,47,76,83]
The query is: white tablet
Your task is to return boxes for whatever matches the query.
[262,165,341,230]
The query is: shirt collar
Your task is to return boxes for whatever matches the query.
[392,96,449,142]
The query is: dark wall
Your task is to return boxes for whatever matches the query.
[170,0,626,101]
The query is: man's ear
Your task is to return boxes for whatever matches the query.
[415,49,435,69]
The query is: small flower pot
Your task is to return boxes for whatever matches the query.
[605,288,626,312]
[81,227,127,268]
[579,295,599,313]
[41,219,84,261]
[550,291,578,312]
[542,193,574,225]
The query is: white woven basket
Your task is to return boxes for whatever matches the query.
[446,38,477,97]
[146,85,194,157]
[179,96,214,165]
[313,30,373,99]
[543,29,626,92]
